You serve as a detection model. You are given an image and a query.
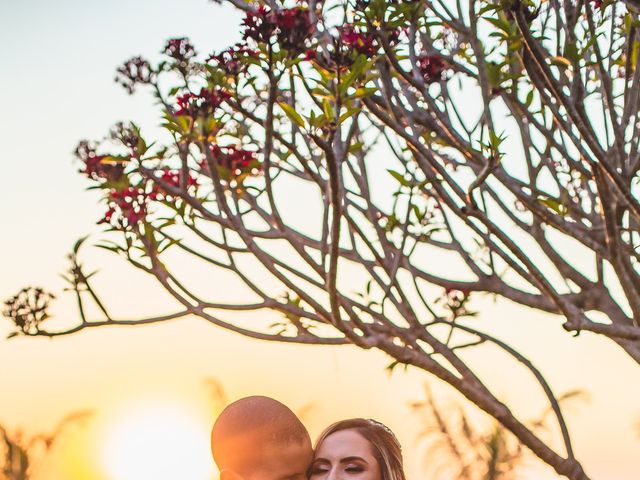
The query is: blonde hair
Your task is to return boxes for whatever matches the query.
[314,418,406,480]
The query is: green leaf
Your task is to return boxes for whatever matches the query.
[632,41,640,71]
[338,107,360,125]
[385,360,408,375]
[508,38,523,52]
[387,169,409,186]
[162,122,181,134]
[488,129,505,150]
[478,3,501,15]
[339,55,369,95]
[102,155,130,163]
[176,115,193,133]
[73,235,89,254]
[412,204,422,220]
[537,196,568,216]
[563,42,579,64]
[485,62,503,87]
[279,102,306,128]
[204,116,219,133]
[315,65,334,83]
[158,237,181,254]
[525,89,534,108]
[580,35,601,57]
[322,98,334,120]
[308,111,326,128]
[483,16,512,34]
[548,56,572,69]
[95,243,122,254]
[136,136,148,155]
[353,87,378,99]
[348,142,365,153]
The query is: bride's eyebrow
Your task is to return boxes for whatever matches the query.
[340,456,368,464]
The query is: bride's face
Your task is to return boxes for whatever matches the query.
[309,429,382,480]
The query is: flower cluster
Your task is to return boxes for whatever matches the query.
[243,6,276,43]
[163,37,197,64]
[306,24,380,71]
[273,8,314,53]
[110,122,141,151]
[439,287,475,320]
[206,145,261,180]
[588,0,603,9]
[115,56,154,94]
[242,6,314,55]
[102,187,148,226]
[339,25,378,57]
[149,168,198,200]
[99,167,199,227]
[76,141,126,183]
[416,54,450,84]
[208,43,259,75]
[3,287,55,335]
[174,87,231,117]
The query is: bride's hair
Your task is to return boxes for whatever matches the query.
[314,418,406,480]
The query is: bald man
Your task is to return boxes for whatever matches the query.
[211,396,313,480]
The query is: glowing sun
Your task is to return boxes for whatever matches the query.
[100,400,215,480]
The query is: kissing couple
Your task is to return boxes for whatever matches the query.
[211,396,405,480]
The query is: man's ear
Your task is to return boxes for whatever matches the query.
[220,468,244,480]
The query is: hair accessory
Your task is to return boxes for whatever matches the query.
[366,419,400,444]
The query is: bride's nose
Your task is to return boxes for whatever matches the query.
[325,466,340,480]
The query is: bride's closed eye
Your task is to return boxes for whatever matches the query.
[309,462,329,476]
[344,464,365,473]
[309,461,367,477]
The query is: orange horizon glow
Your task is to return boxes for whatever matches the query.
[98,397,215,480]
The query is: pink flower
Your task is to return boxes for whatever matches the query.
[242,7,314,55]
[243,6,277,43]
[102,186,148,227]
[274,8,314,53]
[205,145,261,181]
[163,37,196,62]
[417,54,450,84]
[340,25,377,57]
[115,56,154,94]
[75,141,126,182]
[174,87,231,117]
[208,43,259,75]
[151,169,198,198]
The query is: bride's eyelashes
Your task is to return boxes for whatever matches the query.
[344,463,365,473]
[309,463,329,476]
[309,465,366,476]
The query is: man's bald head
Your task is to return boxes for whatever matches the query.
[211,396,312,479]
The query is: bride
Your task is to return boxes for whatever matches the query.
[309,418,406,480]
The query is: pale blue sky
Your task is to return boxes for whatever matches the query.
[0,0,241,287]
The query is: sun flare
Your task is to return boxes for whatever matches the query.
[100,399,215,480]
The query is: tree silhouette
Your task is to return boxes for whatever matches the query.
[5,0,640,478]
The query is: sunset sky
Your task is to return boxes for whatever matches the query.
[1,1,640,479]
